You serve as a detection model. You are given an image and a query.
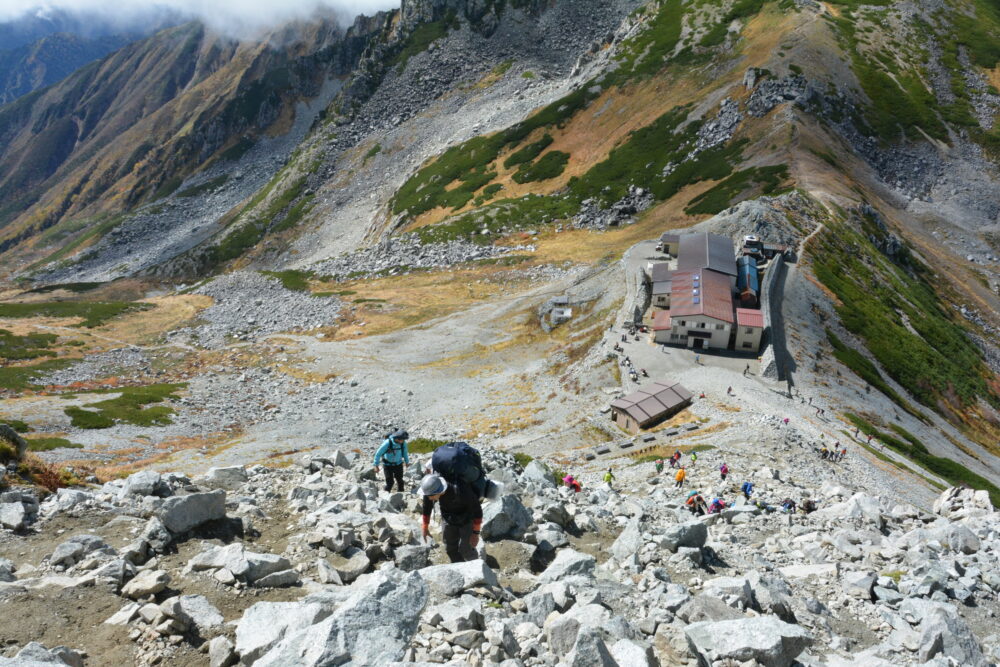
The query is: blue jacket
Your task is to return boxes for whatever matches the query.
[374,437,409,466]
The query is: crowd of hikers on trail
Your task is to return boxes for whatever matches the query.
[381,426,826,565]
[650,450,820,517]
[819,444,848,462]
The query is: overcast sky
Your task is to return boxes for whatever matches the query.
[0,1,400,35]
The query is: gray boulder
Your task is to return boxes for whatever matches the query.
[0,557,15,582]
[841,571,876,600]
[334,547,370,584]
[701,576,754,608]
[659,521,707,552]
[158,490,226,533]
[684,616,813,667]
[237,601,332,663]
[393,545,430,572]
[204,466,249,490]
[50,535,113,568]
[610,639,656,667]
[188,543,290,584]
[175,595,224,633]
[610,519,643,562]
[0,503,27,531]
[540,549,596,584]
[254,569,428,667]
[119,470,169,498]
[911,601,988,666]
[523,461,556,488]
[420,559,498,597]
[564,626,618,667]
[481,495,532,540]
[209,636,237,667]
[676,595,743,623]
[254,569,301,588]
[121,569,170,599]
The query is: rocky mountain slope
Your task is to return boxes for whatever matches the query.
[0,12,388,264]
[0,33,139,106]
[0,432,998,666]
[0,0,999,663]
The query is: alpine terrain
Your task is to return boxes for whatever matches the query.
[0,0,999,664]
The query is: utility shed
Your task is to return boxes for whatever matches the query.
[649,262,675,308]
[610,380,693,434]
[659,233,681,255]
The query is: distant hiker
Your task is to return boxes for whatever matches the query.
[686,492,707,515]
[726,386,733,396]
[753,498,775,513]
[695,354,701,365]
[719,463,729,481]
[604,468,616,488]
[374,429,410,493]
[675,467,686,488]
[708,498,727,514]
[854,427,860,438]
[641,368,649,377]
[699,392,706,399]
[840,447,847,461]
[744,363,750,376]
[800,498,818,514]
[655,459,664,475]
[808,397,812,406]
[780,498,797,513]
[689,451,698,466]
[783,417,790,426]
[820,447,829,460]
[420,473,482,563]
[563,474,581,493]
[741,481,754,499]
[867,434,873,445]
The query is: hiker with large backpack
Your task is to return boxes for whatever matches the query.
[374,429,410,493]
[430,441,493,499]
[741,481,754,500]
[419,473,483,563]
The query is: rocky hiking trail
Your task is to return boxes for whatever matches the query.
[1,411,999,666]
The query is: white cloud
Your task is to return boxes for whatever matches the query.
[0,1,400,37]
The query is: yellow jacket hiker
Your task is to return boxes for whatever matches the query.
[674,467,686,488]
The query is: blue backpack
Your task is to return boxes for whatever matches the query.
[432,442,488,497]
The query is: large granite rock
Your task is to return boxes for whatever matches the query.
[158,490,226,534]
[481,494,532,540]
[254,569,428,666]
[684,616,813,667]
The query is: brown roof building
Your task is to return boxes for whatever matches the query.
[610,380,693,434]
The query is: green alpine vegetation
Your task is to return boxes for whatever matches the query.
[0,329,58,361]
[811,216,999,416]
[64,384,186,429]
[684,165,789,215]
[0,301,150,327]
[512,151,570,183]
[845,413,1000,506]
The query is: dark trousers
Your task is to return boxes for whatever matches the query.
[442,522,477,563]
[383,464,404,492]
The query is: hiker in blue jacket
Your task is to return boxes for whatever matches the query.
[374,429,410,492]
